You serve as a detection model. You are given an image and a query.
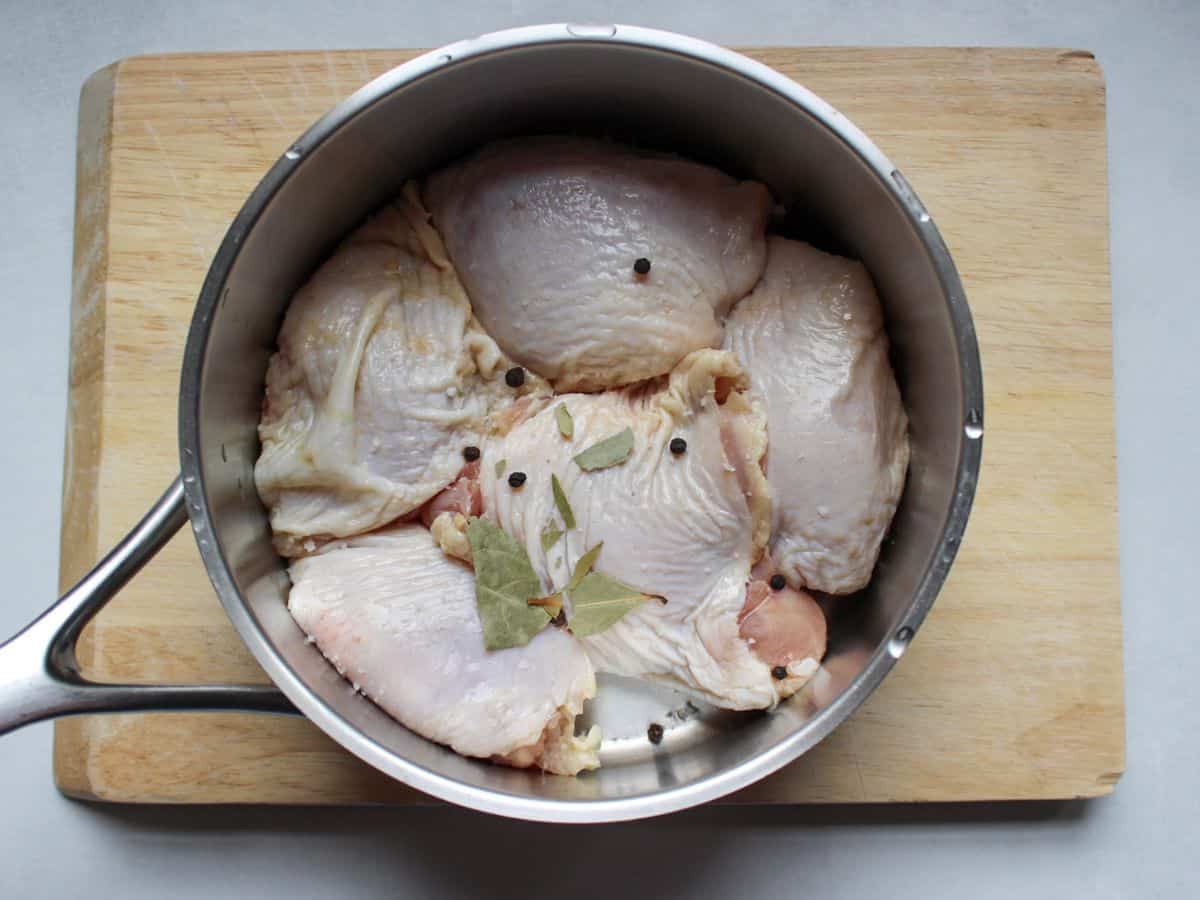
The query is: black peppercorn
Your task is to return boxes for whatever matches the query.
[769,573,786,591]
[462,445,480,462]
[771,665,788,680]
[633,257,651,275]
[669,437,687,455]
[647,723,664,744]
[508,471,527,488]
[505,366,525,388]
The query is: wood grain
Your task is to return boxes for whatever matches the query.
[54,47,1123,804]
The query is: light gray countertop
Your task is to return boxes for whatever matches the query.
[1,1,1197,896]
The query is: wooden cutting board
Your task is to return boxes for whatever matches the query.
[53,47,1123,804]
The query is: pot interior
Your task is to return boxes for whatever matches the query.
[183,30,977,820]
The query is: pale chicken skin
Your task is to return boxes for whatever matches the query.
[288,524,600,774]
[255,185,547,557]
[741,554,827,686]
[424,136,771,391]
[724,237,910,594]
[433,350,825,710]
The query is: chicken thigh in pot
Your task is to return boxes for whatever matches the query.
[255,186,548,558]
[724,237,910,595]
[424,136,771,391]
[288,524,599,774]
[454,349,826,710]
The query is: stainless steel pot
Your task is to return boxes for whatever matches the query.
[0,24,982,822]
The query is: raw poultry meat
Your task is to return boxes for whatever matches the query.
[724,237,910,594]
[260,142,913,773]
[255,185,548,557]
[288,523,600,774]
[424,136,771,391]
[438,350,826,710]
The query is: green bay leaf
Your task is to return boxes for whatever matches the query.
[568,542,604,592]
[465,517,551,650]
[540,521,563,553]
[572,427,634,472]
[555,404,574,438]
[494,458,507,478]
[551,473,576,530]
[568,571,657,637]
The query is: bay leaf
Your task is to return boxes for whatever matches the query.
[573,427,634,471]
[568,571,658,637]
[494,458,507,478]
[568,542,603,592]
[540,521,563,553]
[551,473,576,529]
[527,593,563,617]
[555,404,575,439]
[465,517,550,650]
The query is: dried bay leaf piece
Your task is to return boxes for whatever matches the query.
[569,572,660,637]
[540,521,564,553]
[527,593,564,618]
[568,542,604,592]
[573,427,634,471]
[555,404,574,439]
[466,518,550,650]
[551,474,576,530]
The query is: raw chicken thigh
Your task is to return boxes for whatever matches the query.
[724,237,910,594]
[424,137,771,391]
[288,524,599,774]
[255,185,547,557]
[444,350,825,710]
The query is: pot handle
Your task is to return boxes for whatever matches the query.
[0,477,295,736]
